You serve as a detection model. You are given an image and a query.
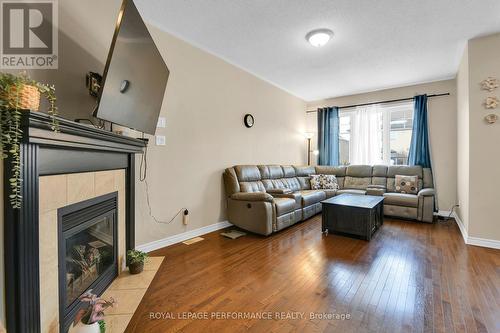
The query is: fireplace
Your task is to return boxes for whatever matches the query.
[58,192,118,332]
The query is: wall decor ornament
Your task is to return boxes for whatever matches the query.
[484,96,499,109]
[481,77,499,92]
[484,114,498,124]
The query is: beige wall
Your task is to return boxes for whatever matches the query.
[14,0,306,246]
[134,26,307,245]
[307,80,458,211]
[457,33,500,241]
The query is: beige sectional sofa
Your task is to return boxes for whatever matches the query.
[223,164,435,236]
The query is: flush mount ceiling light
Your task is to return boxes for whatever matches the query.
[306,29,333,47]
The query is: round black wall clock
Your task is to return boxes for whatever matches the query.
[244,114,254,128]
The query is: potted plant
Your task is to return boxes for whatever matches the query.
[127,249,148,274]
[72,290,114,333]
[0,71,59,208]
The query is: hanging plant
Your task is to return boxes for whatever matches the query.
[0,71,59,209]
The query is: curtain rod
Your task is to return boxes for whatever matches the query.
[306,92,450,113]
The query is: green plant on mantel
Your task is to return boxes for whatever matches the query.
[0,72,59,208]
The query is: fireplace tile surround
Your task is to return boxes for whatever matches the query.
[39,170,126,332]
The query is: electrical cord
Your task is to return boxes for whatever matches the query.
[445,204,459,221]
[139,133,186,224]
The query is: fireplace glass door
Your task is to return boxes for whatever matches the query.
[58,192,118,332]
[64,212,115,306]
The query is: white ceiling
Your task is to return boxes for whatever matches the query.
[135,0,500,101]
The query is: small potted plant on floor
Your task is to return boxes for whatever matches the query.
[72,290,114,333]
[127,249,148,274]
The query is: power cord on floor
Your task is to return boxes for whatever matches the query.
[139,135,186,224]
[441,204,459,221]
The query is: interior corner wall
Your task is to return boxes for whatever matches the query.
[306,80,458,211]
[134,26,307,246]
[466,33,500,241]
[456,44,470,233]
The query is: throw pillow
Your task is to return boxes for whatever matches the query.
[320,174,339,190]
[395,175,418,194]
[310,174,322,190]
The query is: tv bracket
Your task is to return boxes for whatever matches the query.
[86,71,102,97]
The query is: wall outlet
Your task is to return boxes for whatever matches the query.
[157,117,166,128]
[155,135,166,146]
[183,209,189,225]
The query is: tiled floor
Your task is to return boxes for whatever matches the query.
[102,257,164,333]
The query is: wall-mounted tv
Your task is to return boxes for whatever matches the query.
[96,0,169,135]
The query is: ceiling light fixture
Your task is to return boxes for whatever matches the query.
[306,29,333,47]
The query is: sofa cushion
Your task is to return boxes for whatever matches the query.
[346,165,372,177]
[297,176,311,190]
[262,178,301,192]
[258,165,284,179]
[423,167,434,188]
[293,165,315,177]
[337,189,366,195]
[299,190,327,206]
[240,181,266,193]
[344,176,371,189]
[273,197,296,216]
[235,165,261,182]
[282,165,296,178]
[323,189,337,198]
[394,175,418,194]
[383,192,418,207]
[315,165,346,176]
[372,165,388,177]
[223,168,240,197]
[387,165,423,178]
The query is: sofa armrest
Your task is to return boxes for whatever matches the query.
[270,192,302,207]
[230,192,274,202]
[418,188,435,197]
[266,188,293,195]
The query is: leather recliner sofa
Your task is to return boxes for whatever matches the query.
[223,164,435,236]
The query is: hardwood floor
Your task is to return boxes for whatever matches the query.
[126,216,500,333]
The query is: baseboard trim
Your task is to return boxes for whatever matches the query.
[451,212,500,249]
[467,236,500,249]
[136,221,233,253]
[452,212,468,244]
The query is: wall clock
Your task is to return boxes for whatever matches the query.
[244,114,254,128]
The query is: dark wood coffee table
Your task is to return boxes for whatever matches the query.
[321,194,384,240]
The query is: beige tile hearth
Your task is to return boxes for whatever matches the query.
[102,256,164,333]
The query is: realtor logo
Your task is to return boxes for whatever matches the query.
[1,0,58,69]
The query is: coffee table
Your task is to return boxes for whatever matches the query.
[321,194,384,240]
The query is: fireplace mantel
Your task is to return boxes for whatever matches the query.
[3,112,146,333]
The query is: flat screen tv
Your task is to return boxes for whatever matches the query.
[96,0,169,135]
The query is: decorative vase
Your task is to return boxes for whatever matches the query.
[3,84,41,111]
[70,321,100,333]
[129,261,144,274]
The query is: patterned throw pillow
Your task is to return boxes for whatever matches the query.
[320,174,339,190]
[310,174,339,190]
[395,175,418,194]
[310,174,322,190]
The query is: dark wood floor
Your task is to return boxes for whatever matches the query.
[126,216,500,333]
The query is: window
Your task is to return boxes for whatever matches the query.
[338,101,413,165]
